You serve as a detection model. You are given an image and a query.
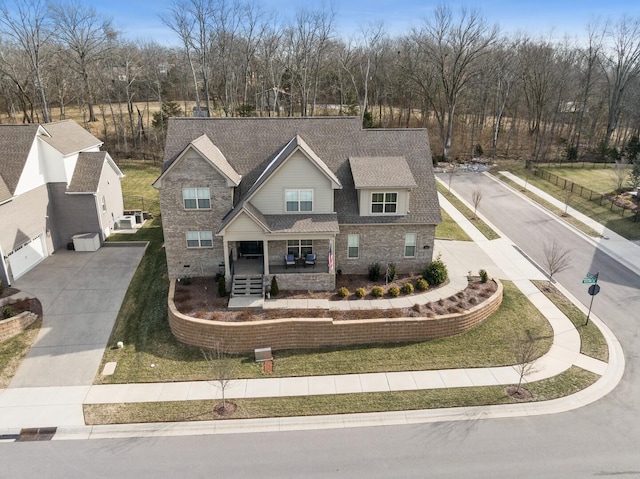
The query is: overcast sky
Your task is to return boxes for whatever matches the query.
[92,0,640,44]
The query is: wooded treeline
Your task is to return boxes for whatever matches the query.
[1,0,639,162]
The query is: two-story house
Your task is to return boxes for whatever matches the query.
[0,120,124,285]
[154,117,441,292]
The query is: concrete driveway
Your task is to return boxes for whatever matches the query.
[9,244,146,388]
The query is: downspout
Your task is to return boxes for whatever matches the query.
[0,245,11,287]
[93,193,106,242]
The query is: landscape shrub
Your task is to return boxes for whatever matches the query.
[401,282,414,295]
[412,303,422,313]
[218,276,226,297]
[337,286,350,298]
[270,276,279,296]
[416,278,429,291]
[371,286,384,298]
[368,262,381,281]
[387,286,400,297]
[179,277,191,285]
[479,269,489,283]
[2,306,14,319]
[422,255,448,286]
[355,287,367,299]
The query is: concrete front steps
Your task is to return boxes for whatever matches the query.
[231,275,263,297]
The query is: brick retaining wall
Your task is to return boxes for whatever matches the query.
[0,311,39,342]
[168,280,503,353]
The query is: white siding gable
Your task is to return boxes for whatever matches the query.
[224,212,267,240]
[251,150,334,214]
[14,137,45,196]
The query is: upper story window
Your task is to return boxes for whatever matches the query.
[183,187,211,210]
[101,195,107,212]
[371,192,397,214]
[285,189,313,212]
[186,231,213,248]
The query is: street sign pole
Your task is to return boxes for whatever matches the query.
[585,272,599,326]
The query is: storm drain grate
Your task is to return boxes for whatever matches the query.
[16,427,57,441]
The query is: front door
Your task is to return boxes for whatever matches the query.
[239,241,263,258]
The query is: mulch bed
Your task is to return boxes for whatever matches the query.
[0,287,19,300]
[174,276,497,323]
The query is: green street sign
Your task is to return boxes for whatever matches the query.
[586,272,596,278]
[582,278,597,284]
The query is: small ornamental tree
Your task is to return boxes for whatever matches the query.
[270,276,279,296]
[422,255,448,286]
[218,276,226,297]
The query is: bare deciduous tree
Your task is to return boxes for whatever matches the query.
[446,162,458,193]
[471,188,483,218]
[612,157,630,194]
[202,342,236,415]
[543,240,572,286]
[511,328,543,398]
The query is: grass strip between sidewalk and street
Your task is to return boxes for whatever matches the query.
[435,208,473,241]
[532,281,608,362]
[83,366,599,425]
[436,182,500,240]
[494,173,601,238]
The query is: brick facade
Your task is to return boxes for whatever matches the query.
[160,154,232,279]
[266,272,335,292]
[168,279,503,353]
[335,224,436,275]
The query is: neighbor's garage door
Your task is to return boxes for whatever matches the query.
[7,234,47,280]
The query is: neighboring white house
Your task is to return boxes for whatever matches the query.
[0,120,124,285]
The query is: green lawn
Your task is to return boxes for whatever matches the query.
[0,318,41,388]
[497,160,640,241]
[543,165,625,195]
[118,161,162,216]
[435,208,472,241]
[84,366,599,425]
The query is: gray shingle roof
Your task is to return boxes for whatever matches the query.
[164,117,440,226]
[349,156,417,189]
[264,213,339,234]
[0,174,11,203]
[0,124,40,196]
[40,120,102,154]
[67,151,107,192]
[191,134,241,186]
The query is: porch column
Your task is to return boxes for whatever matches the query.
[223,239,230,278]
[263,240,269,274]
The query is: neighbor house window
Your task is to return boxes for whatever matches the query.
[186,231,213,248]
[287,239,313,257]
[347,234,359,258]
[404,233,417,257]
[183,187,211,209]
[101,195,107,212]
[371,192,398,213]
[285,189,313,212]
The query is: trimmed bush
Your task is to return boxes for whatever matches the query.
[355,287,367,299]
[401,283,414,295]
[368,262,381,281]
[218,277,226,297]
[270,276,279,296]
[337,286,350,298]
[2,306,14,319]
[416,278,429,291]
[479,269,489,283]
[387,286,400,297]
[371,286,384,298]
[422,256,448,286]
[180,277,192,285]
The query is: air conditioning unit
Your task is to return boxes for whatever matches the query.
[117,216,136,230]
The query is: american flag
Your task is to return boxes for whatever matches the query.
[328,242,334,270]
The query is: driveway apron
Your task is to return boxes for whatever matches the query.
[9,245,146,388]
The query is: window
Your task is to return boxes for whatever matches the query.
[287,239,313,257]
[347,234,359,258]
[183,187,211,209]
[186,231,213,248]
[101,195,107,212]
[404,233,417,257]
[285,189,313,212]
[371,192,398,213]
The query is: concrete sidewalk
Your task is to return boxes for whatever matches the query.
[0,179,627,438]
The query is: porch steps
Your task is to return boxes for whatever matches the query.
[231,275,264,297]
